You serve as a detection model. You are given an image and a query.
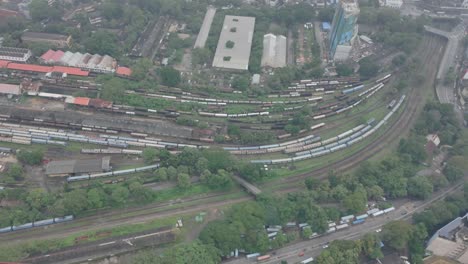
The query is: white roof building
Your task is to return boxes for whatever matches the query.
[212,15,256,71]
[384,0,402,8]
[261,34,287,68]
[194,6,216,48]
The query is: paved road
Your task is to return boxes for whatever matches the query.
[225,180,465,264]
[425,23,466,124]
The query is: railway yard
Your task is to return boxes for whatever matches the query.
[0,30,449,261]
[0,0,465,262]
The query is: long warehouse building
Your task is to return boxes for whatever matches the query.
[212,15,256,71]
[261,33,287,68]
[194,6,216,49]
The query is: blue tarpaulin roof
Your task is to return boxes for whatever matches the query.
[322,22,331,30]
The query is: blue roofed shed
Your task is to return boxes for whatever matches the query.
[322,22,331,31]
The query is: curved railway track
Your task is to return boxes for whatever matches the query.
[264,33,444,189]
[0,35,444,249]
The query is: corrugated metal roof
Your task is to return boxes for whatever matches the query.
[89,98,112,108]
[45,156,111,175]
[67,52,83,66]
[97,55,114,70]
[59,51,74,64]
[87,54,102,66]
[0,83,20,95]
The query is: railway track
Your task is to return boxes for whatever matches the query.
[0,190,246,244]
[0,35,443,250]
[265,33,443,189]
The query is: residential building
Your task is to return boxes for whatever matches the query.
[0,47,32,62]
[261,33,287,68]
[329,0,360,61]
[21,32,71,48]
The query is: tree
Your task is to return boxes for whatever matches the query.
[382,221,412,250]
[343,190,367,214]
[202,169,233,189]
[231,75,250,91]
[131,58,152,80]
[362,233,383,259]
[177,173,191,189]
[407,176,433,200]
[29,0,61,21]
[225,40,235,49]
[111,186,130,205]
[16,150,43,165]
[318,7,335,22]
[358,57,379,79]
[302,226,313,239]
[154,167,168,181]
[199,220,242,256]
[192,48,212,65]
[336,63,353,76]
[305,177,320,190]
[101,0,123,20]
[142,148,158,164]
[63,189,89,215]
[137,240,220,264]
[87,188,104,209]
[167,166,178,181]
[159,67,181,87]
[101,77,125,102]
[84,31,120,57]
[7,164,24,181]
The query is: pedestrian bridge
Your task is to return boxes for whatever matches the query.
[232,175,262,197]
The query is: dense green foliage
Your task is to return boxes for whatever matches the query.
[359,8,425,53]
[17,150,43,165]
[133,241,220,264]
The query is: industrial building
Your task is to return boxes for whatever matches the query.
[261,34,287,68]
[212,15,256,71]
[40,50,117,73]
[426,213,468,263]
[0,60,90,77]
[0,83,21,96]
[194,6,216,49]
[21,32,72,48]
[329,0,360,61]
[45,156,111,177]
[0,47,32,62]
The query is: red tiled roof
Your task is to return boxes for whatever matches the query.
[73,97,90,106]
[51,66,89,76]
[40,50,55,61]
[0,60,10,68]
[7,63,52,73]
[51,50,65,61]
[116,66,132,76]
[41,50,65,62]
